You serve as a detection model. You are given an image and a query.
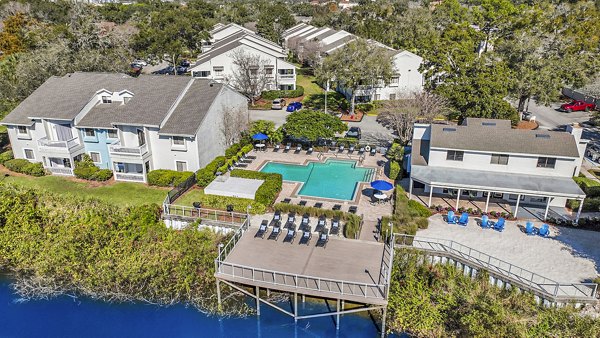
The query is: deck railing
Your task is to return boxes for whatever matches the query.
[163,204,248,225]
[109,140,149,156]
[114,172,145,182]
[394,234,598,300]
[45,166,74,176]
[38,137,80,150]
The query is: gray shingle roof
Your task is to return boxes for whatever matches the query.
[429,121,580,158]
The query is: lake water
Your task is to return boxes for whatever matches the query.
[0,278,384,337]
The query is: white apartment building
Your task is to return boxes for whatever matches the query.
[190,27,297,91]
[283,23,424,101]
[409,118,588,221]
[1,72,248,183]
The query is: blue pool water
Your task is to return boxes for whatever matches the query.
[260,160,374,200]
[0,277,385,337]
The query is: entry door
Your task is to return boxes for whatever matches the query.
[137,129,146,146]
[56,124,73,141]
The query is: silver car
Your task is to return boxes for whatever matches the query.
[271,98,286,110]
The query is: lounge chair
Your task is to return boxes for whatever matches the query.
[370,148,376,156]
[316,230,329,248]
[307,147,313,155]
[457,212,469,226]
[234,161,248,168]
[332,204,342,211]
[299,226,312,245]
[314,202,323,208]
[270,211,282,227]
[300,213,310,231]
[349,206,358,214]
[268,226,281,240]
[273,144,280,152]
[339,145,345,153]
[525,221,536,235]
[480,215,490,229]
[255,220,268,238]
[494,217,505,232]
[316,215,326,232]
[245,154,257,160]
[282,198,291,204]
[330,218,340,235]
[240,156,252,164]
[298,200,307,206]
[538,223,550,237]
[295,145,302,153]
[349,145,355,153]
[284,143,291,152]
[284,226,297,243]
[446,211,457,224]
[285,213,296,229]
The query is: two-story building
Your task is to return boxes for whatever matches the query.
[190,28,297,91]
[409,118,588,221]
[1,72,248,183]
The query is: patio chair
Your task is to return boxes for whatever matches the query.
[284,143,291,153]
[240,156,252,164]
[284,226,297,243]
[299,226,312,245]
[234,161,248,168]
[316,230,329,248]
[330,217,340,235]
[525,221,536,235]
[245,154,257,160]
[349,145,355,153]
[316,215,326,232]
[300,213,310,230]
[370,148,376,156]
[494,217,505,232]
[314,202,323,208]
[295,145,302,154]
[273,144,280,152]
[268,226,281,240]
[348,206,358,214]
[358,147,365,155]
[332,204,342,211]
[538,223,550,237]
[282,198,291,204]
[298,200,307,206]
[255,220,268,238]
[457,212,469,226]
[480,214,490,229]
[339,145,345,153]
[270,211,282,227]
[307,147,313,155]
[446,211,457,224]
[285,213,296,229]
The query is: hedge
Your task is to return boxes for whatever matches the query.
[192,193,266,214]
[147,169,194,187]
[73,155,113,181]
[381,186,430,239]
[0,150,14,165]
[389,161,401,180]
[273,203,362,238]
[261,85,304,100]
[230,169,282,206]
[4,159,45,176]
[196,156,227,187]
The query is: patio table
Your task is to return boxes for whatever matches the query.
[255,144,266,151]
[374,193,387,204]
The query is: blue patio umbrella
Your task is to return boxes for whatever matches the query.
[370,180,393,191]
[252,133,269,140]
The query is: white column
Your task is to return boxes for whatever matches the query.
[576,198,584,223]
[409,178,413,199]
[428,185,434,207]
[485,191,491,212]
[514,194,521,218]
[543,197,551,220]
[455,189,461,210]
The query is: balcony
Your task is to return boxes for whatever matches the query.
[278,74,296,83]
[114,172,146,182]
[45,166,74,176]
[109,140,150,161]
[37,137,84,157]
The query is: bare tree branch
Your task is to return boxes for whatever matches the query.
[220,105,248,147]
[229,49,272,105]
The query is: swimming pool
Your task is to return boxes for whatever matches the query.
[260,159,375,200]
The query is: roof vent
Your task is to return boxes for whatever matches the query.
[535,134,550,138]
[442,127,457,132]
[482,122,496,126]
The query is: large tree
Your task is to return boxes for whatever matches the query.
[318,39,394,114]
[255,2,295,44]
[228,49,272,105]
[282,110,347,142]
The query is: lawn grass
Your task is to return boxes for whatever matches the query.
[2,174,167,206]
[174,188,205,206]
[297,74,324,100]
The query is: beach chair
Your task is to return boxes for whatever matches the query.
[457,212,469,226]
[307,147,313,155]
[494,218,505,232]
[330,218,340,235]
[298,200,307,206]
[370,148,376,156]
[234,161,248,168]
[245,154,257,160]
[316,230,329,248]
[332,204,342,211]
[284,143,291,152]
[284,226,297,243]
[268,226,281,240]
[282,198,291,204]
[314,202,323,208]
[295,145,302,154]
[255,220,268,238]
[316,215,326,232]
[349,145,355,153]
[538,223,550,237]
[270,211,281,227]
[525,221,535,235]
[349,206,358,214]
[339,145,345,153]
[285,213,296,229]
[299,226,312,245]
[358,147,365,155]
[446,210,457,224]
[300,213,310,231]
[480,215,490,229]
[273,144,280,152]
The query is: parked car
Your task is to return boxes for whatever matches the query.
[346,126,362,139]
[522,111,535,121]
[286,101,302,112]
[176,66,188,74]
[132,59,148,67]
[180,59,191,68]
[152,66,175,75]
[560,100,596,112]
[271,98,286,110]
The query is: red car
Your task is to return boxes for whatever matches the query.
[560,100,596,112]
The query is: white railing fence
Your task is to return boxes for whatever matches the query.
[115,172,145,182]
[38,137,79,150]
[45,167,74,176]
[109,140,148,156]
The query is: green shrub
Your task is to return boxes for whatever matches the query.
[147,169,193,187]
[22,162,46,177]
[387,143,404,162]
[196,156,226,187]
[582,198,600,212]
[3,158,46,177]
[566,199,580,210]
[389,161,401,180]
[73,155,113,181]
[408,199,432,218]
[0,150,14,164]
[230,169,282,206]
[225,144,241,158]
[4,159,29,172]
[93,169,114,181]
[261,85,304,100]
[196,193,266,214]
[356,102,374,113]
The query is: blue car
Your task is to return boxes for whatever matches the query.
[286,102,302,112]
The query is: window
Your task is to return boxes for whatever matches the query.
[508,194,525,201]
[537,157,556,168]
[213,66,224,77]
[89,152,101,163]
[265,67,273,76]
[24,149,34,160]
[491,154,509,165]
[176,161,187,172]
[389,94,396,101]
[279,85,294,90]
[390,77,399,86]
[84,128,96,137]
[530,196,548,203]
[193,71,211,77]
[446,150,464,161]
[250,68,258,76]
[278,69,294,75]
[123,97,131,104]
[102,96,112,104]
[17,126,28,135]
[107,129,118,139]
[172,136,185,146]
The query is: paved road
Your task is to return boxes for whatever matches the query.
[526,101,591,130]
[249,109,395,144]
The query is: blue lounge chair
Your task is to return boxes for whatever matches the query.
[494,218,505,232]
[480,215,490,229]
[446,211,457,224]
[457,212,469,226]
[525,221,535,235]
[538,223,550,237]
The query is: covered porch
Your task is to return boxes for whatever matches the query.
[409,166,586,222]
[113,161,147,183]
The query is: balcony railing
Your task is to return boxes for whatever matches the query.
[45,166,74,176]
[278,74,295,80]
[109,140,149,157]
[37,137,80,150]
[114,172,145,182]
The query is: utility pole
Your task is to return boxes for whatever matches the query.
[325,79,330,114]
